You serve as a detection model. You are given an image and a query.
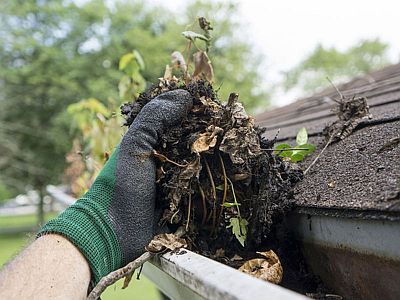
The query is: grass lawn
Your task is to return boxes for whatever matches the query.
[0,212,58,228]
[0,214,161,300]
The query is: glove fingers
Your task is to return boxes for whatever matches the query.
[125,89,193,151]
[110,89,192,264]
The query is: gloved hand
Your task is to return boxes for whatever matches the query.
[39,89,192,285]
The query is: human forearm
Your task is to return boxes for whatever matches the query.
[0,234,90,300]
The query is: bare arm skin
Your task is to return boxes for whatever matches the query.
[0,234,91,300]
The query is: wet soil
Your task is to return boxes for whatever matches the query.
[122,79,323,294]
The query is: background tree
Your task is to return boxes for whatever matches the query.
[0,0,269,201]
[283,39,391,94]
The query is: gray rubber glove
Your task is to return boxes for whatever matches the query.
[39,89,192,284]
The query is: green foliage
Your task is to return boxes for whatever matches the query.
[118,50,146,101]
[66,50,144,195]
[0,181,13,203]
[296,127,308,145]
[184,1,270,110]
[0,0,269,194]
[284,39,391,93]
[226,217,248,247]
[274,128,316,162]
[225,178,248,246]
[181,31,209,43]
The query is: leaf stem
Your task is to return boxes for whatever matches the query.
[204,158,217,229]
[186,188,192,232]
[218,153,228,222]
[227,177,241,219]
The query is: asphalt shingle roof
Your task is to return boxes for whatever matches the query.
[256,64,400,214]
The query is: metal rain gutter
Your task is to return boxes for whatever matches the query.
[47,186,308,300]
[143,248,308,300]
[288,209,400,299]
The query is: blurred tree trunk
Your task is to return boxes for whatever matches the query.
[37,186,45,227]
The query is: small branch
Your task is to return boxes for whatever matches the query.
[261,148,310,151]
[87,252,154,300]
[304,134,334,175]
[327,77,344,101]
[152,150,188,168]
[217,153,228,222]
[186,188,192,232]
[227,178,241,218]
[204,158,217,228]
[198,183,208,225]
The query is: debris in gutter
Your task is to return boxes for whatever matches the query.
[305,80,372,175]
[239,250,283,284]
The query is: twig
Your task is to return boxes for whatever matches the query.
[327,77,344,102]
[198,183,207,225]
[152,150,188,168]
[186,188,192,232]
[217,153,228,222]
[185,41,192,83]
[227,178,242,219]
[204,158,217,228]
[304,134,335,175]
[87,252,154,300]
[261,148,310,151]
[170,209,180,223]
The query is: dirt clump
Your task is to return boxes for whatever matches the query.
[121,79,302,259]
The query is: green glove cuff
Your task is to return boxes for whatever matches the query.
[38,147,123,284]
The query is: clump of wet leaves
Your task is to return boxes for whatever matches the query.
[120,17,302,268]
[323,83,371,142]
[121,78,302,255]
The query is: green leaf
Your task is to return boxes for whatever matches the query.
[290,143,316,162]
[290,153,305,162]
[274,143,293,157]
[182,31,209,42]
[222,202,241,208]
[296,127,308,145]
[118,75,131,99]
[297,143,316,155]
[119,53,135,71]
[227,217,248,247]
[216,184,225,191]
[133,49,145,70]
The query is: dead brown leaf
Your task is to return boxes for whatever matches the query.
[171,51,187,73]
[199,96,221,112]
[163,64,173,80]
[220,127,261,164]
[145,233,187,253]
[160,155,202,224]
[214,248,225,258]
[192,51,214,82]
[238,250,283,284]
[230,254,243,261]
[191,125,223,153]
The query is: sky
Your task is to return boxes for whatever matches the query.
[151,0,400,106]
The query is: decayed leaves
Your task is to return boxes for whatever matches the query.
[193,51,214,82]
[122,78,303,252]
[239,250,283,284]
[220,127,261,164]
[191,125,223,153]
[219,93,262,164]
[171,51,187,74]
[145,233,187,253]
[324,96,371,142]
[159,155,202,224]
